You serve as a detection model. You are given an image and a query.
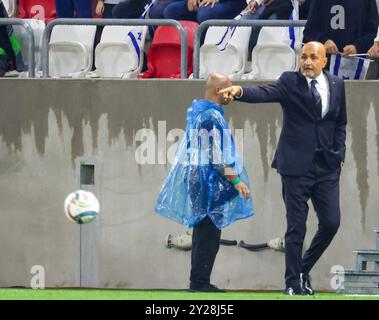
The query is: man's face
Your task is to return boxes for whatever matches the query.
[300,44,327,79]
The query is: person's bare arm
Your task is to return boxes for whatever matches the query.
[220,167,250,200]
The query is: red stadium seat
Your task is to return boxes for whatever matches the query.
[17,0,56,23]
[139,20,198,79]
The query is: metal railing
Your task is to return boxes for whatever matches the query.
[0,18,36,78]
[193,19,307,79]
[41,18,188,78]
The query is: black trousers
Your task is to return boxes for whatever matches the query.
[112,0,150,19]
[281,152,341,289]
[190,216,221,287]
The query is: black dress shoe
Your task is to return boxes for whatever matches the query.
[300,273,315,295]
[188,283,225,292]
[283,287,304,296]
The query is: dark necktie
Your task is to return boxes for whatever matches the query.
[310,79,322,119]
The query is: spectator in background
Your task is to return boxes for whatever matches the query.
[303,0,379,56]
[149,0,183,19]
[243,0,310,21]
[112,0,182,19]
[0,0,24,76]
[368,0,379,57]
[368,31,379,57]
[55,0,93,18]
[112,0,149,18]
[163,0,247,24]
[242,0,311,61]
[96,0,122,18]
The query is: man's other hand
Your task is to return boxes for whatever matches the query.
[342,44,357,56]
[246,0,258,13]
[188,0,199,11]
[219,86,242,103]
[199,0,219,8]
[324,39,339,54]
[368,42,379,57]
[96,0,105,16]
[235,181,250,200]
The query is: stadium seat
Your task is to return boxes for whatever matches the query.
[293,26,304,71]
[94,25,148,78]
[3,0,17,17]
[49,25,97,78]
[139,20,198,79]
[17,0,56,22]
[244,27,297,80]
[198,26,251,80]
[13,19,45,72]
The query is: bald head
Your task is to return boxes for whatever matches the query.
[300,41,328,78]
[303,42,327,57]
[205,73,232,105]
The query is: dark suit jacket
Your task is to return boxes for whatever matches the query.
[238,71,347,176]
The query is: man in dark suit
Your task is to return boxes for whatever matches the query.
[220,42,347,295]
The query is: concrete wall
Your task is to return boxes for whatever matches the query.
[0,78,378,291]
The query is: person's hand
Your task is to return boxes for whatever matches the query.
[96,0,104,16]
[188,0,199,11]
[342,44,357,57]
[199,0,219,8]
[368,42,379,57]
[235,181,250,200]
[246,0,258,13]
[299,0,306,5]
[219,86,242,103]
[324,39,339,55]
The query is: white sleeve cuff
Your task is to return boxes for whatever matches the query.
[235,87,243,99]
[375,27,379,42]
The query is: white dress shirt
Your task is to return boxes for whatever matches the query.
[306,72,330,118]
[375,27,379,42]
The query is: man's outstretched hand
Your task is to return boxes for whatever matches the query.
[219,86,242,103]
[234,181,250,200]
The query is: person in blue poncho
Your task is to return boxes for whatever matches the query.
[155,73,254,292]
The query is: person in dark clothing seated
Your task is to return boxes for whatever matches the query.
[112,0,150,18]
[112,0,180,19]
[303,0,379,56]
[55,0,93,18]
[163,0,247,24]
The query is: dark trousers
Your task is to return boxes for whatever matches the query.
[190,216,221,287]
[55,0,93,18]
[164,0,246,24]
[281,152,341,289]
[112,0,149,19]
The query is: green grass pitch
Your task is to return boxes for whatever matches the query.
[0,288,379,300]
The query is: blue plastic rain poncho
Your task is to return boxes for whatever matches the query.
[155,99,254,229]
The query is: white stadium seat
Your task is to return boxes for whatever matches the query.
[199,26,251,80]
[3,0,17,17]
[293,26,304,71]
[13,19,45,72]
[94,25,148,78]
[244,27,298,80]
[49,25,96,78]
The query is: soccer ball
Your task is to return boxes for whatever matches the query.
[64,190,99,224]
